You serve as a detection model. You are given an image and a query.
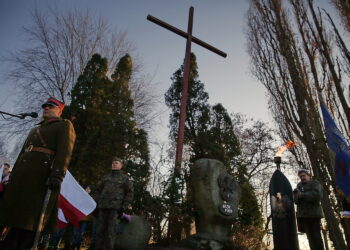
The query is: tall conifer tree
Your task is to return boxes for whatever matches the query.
[164,53,263,242]
[68,53,109,180]
[68,53,151,213]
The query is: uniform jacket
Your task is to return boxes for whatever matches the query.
[94,170,133,210]
[294,179,324,218]
[0,117,75,231]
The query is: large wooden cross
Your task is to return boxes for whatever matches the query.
[147,6,227,172]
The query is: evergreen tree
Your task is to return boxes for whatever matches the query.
[165,53,210,147]
[164,53,211,241]
[68,53,109,181]
[164,52,263,242]
[165,54,240,167]
[192,103,240,169]
[109,54,151,213]
[68,53,151,213]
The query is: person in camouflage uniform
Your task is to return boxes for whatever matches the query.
[293,169,324,250]
[94,157,133,250]
[0,97,76,249]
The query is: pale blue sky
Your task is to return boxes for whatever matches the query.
[0,0,268,120]
[0,2,338,246]
[0,0,335,142]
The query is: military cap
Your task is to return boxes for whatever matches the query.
[42,97,65,112]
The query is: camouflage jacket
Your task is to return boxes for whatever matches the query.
[294,179,324,218]
[94,170,133,210]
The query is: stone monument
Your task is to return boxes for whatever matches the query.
[115,215,152,249]
[183,158,241,250]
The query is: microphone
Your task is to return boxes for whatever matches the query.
[18,112,38,119]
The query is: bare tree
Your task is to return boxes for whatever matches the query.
[0,140,8,164]
[331,0,350,33]
[246,0,349,248]
[148,141,172,197]
[232,113,276,181]
[232,113,277,247]
[130,72,163,131]
[1,6,160,135]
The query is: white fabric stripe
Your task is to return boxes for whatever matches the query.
[60,170,96,216]
[58,208,68,223]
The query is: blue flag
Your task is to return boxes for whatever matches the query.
[321,103,350,199]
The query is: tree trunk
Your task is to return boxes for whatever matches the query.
[322,225,330,250]
[247,0,348,248]
[321,191,347,249]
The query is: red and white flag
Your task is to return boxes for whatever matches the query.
[57,208,69,228]
[58,170,96,228]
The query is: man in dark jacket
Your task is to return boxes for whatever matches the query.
[0,97,76,249]
[293,169,324,250]
[94,157,133,250]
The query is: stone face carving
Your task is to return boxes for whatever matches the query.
[187,158,240,247]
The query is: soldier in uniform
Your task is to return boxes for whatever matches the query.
[94,157,133,250]
[0,97,76,249]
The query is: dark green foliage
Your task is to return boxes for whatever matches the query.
[164,52,263,241]
[192,103,241,169]
[162,170,189,242]
[165,53,240,167]
[165,53,210,145]
[68,54,110,181]
[68,53,151,213]
[235,165,263,228]
[165,53,240,168]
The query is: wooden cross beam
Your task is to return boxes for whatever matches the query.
[147,6,227,172]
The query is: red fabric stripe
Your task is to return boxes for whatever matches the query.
[48,98,64,110]
[57,219,67,229]
[58,194,86,228]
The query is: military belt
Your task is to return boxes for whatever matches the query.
[25,145,55,155]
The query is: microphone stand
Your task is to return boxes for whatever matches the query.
[0,110,34,119]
